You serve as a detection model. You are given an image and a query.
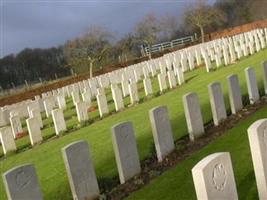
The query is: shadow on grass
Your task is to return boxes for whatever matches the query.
[238,170,258,199]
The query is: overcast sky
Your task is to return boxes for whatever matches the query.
[0,0,214,58]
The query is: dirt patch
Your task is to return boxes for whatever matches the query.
[102,97,267,200]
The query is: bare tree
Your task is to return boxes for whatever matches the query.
[184,0,225,43]
[134,13,160,46]
[159,13,179,41]
[64,26,113,77]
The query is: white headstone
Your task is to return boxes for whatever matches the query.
[248,119,267,199]
[129,83,139,104]
[208,82,227,126]
[62,141,100,200]
[227,74,243,114]
[0,127,16,154]
[10,115,23,138]
[75,102,88,122]
[3,164,43,200]
[51,109,67,135]
[192,152,238,200]
[158,73,167,92]
[111,121,141,184]
[167,70,177,89]
[29,109,43,129]
[143,78,153,96]
[26,117,43,146]
[149,106,175,162]
[112,87,124,112]
[57,95,66,110]
[245,67,259,104]
[183,92,204,141]
[71,91,80,104]
[121,80,130,97]
[96,93,109,118]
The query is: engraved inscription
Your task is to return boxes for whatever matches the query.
[212,164,227,191]
[15,169,31,190]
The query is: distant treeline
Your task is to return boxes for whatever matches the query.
[0,0,266,89]
[0,47,70,89]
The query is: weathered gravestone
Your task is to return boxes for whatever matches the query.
[128,83,139,105]
[57,95,66,110]
[111,87,124,112]
[75,102,88,122]
[143,78,153,96]
[29,109,43,129]
[71,91,80,104]
[175,65,185,85]
[43,98,54,118]
[51,109,66,135]
[183,92,204,141]
[158,73,167,92]
[0,127,16,154]
[0,109,8,127]
[2,164,43,200]
[248,119,267,199]
[111,121,141,184]
[149,106,175,162]
[227,74,243,114]
[10,115,23,138]
[96,93,109,118]
[121,80,130,97]
[81,89,91,106]
[26,117,43,146]
[167,70,177,89]
[62,141,99,200]
[245,67,259,104]
[192,152,238,200]
[208,82,227,126]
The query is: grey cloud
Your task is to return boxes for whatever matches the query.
[1,0,192,57]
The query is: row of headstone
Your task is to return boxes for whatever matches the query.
[4,97,267,199]
[2,105,176,199]
[0,29,265,144]
[183,61,267,141]
[0,29,265,129]
[192,117,267,200]
[0,106,68,154]
[1,28,266,126]
[1,61,266,156]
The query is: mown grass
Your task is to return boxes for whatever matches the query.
[126,102,267,200]
[0,49,266,199]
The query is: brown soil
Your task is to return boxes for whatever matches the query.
[102,97,267,200]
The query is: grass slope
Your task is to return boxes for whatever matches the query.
[126,102,267,200]
[0,49,266,199]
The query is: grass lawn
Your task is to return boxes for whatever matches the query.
[0,49,266,199]
[126,101,267,200]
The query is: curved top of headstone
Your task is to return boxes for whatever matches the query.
[192,152,229,171]
[62,140,88,153]
[149,105,168,113]
[245,66,254,72]
[111,121,133,133]
[3,164,43,200]
[208,81,220,88]
[247,118,267,136]
[227,74,238,79]
[192,152,238,199]
[183,92,197,99]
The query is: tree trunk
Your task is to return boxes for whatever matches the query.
[200,26,205,43]
[89,62,93,78]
